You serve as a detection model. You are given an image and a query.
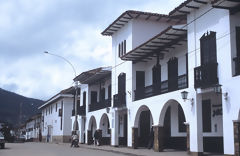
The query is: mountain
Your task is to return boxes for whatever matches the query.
[0,88,44,127]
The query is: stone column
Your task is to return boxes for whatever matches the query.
[87,130,92,145]
[185,123,190,154]
[153,126,164,152]
[234,121,240,156]
[109,129,112,145]
[132,127,138,149]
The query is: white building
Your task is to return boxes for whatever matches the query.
[39,87,75,143]
[25,114,41,141]
[72,67,112,145]
[99,0,240,155]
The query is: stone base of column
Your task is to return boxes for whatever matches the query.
[153,126,164,152]
[186,124,190,154]
[87,130,92,145]
[132,127,138,149]
[234,121,240,156]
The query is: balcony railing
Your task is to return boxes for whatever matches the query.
[113,92,126,108]
[194,62,218,88]
[89,99,111,112]
[233,57,240,76]
[72,105,86,116]
[134,74,188,101]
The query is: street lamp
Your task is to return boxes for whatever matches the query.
[44,51,79,132]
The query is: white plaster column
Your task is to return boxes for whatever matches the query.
[111,110,119,146]
[190,93,203,154]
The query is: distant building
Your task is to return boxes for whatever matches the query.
[25,114,41,141]
[39,87,75,143]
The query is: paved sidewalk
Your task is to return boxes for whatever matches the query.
[59,143,189,156]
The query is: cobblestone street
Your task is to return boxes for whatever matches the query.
[0,142,191,156]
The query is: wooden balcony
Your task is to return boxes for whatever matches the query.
[113,92,126,108]
[72,105,86,116]
[89,99,111,112]
[233,57,240,76]
[134,74,188,101]
[194,62,219,88]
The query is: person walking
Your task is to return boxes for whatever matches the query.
[147,127,154,149]
[71,131,79,147]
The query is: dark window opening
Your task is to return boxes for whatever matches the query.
[118,73,126,93]
[83,92,86,106]
[108,85,111,100]
[152,65,161,85]
[100,88,105,101]
[60,101,63,130]
[136,71,145,90]
[168,57,178,91]
[202,99,212,132]
[91,91,98,104]
[56,103,57,112]
[234,27,240,76]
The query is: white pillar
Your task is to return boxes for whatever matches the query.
[190,93,203,154]
[111,110,119,146]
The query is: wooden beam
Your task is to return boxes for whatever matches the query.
[122,16,132,20]
[165,33,184,37]
[156,16,162,21]
[115,23,124,26]
[193,0,208,4]
[151,41,167,44]
[212,5,232,9]
[145,45,162,48]
[126,12,133,18]
[112,26,121,29]
[135,13,141,19]
[145,15,152,20]
[178,10,190,14]
[108,29,118,32]
[119,20,128,23]
[185,5,200,9]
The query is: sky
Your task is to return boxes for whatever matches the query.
[0,0,183,101]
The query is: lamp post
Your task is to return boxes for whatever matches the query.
[44,51,79,132]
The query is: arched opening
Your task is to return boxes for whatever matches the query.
[99,114,111,145]
[159,100,187,151]
[87,116,97,145]
[133,105,153,148]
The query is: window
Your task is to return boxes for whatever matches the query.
[118,40,126,57]
[83,92,86,106]
[234,27,240,76]
[236,27,240,57]
[56,103,57,112]
[108,85,111,100]
[202,99,212,132]
[200,31,217,65]
[45,109,47,115]
[51,105,52,114]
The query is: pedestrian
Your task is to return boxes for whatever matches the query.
[147,127,154,149]
[93,130,98,146]
[71,131,79,147]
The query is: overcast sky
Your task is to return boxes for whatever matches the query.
[0,0,183,100]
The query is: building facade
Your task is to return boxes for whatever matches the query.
[71,67,112,145]
[39,87,74,143]
[99,0,240,155]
